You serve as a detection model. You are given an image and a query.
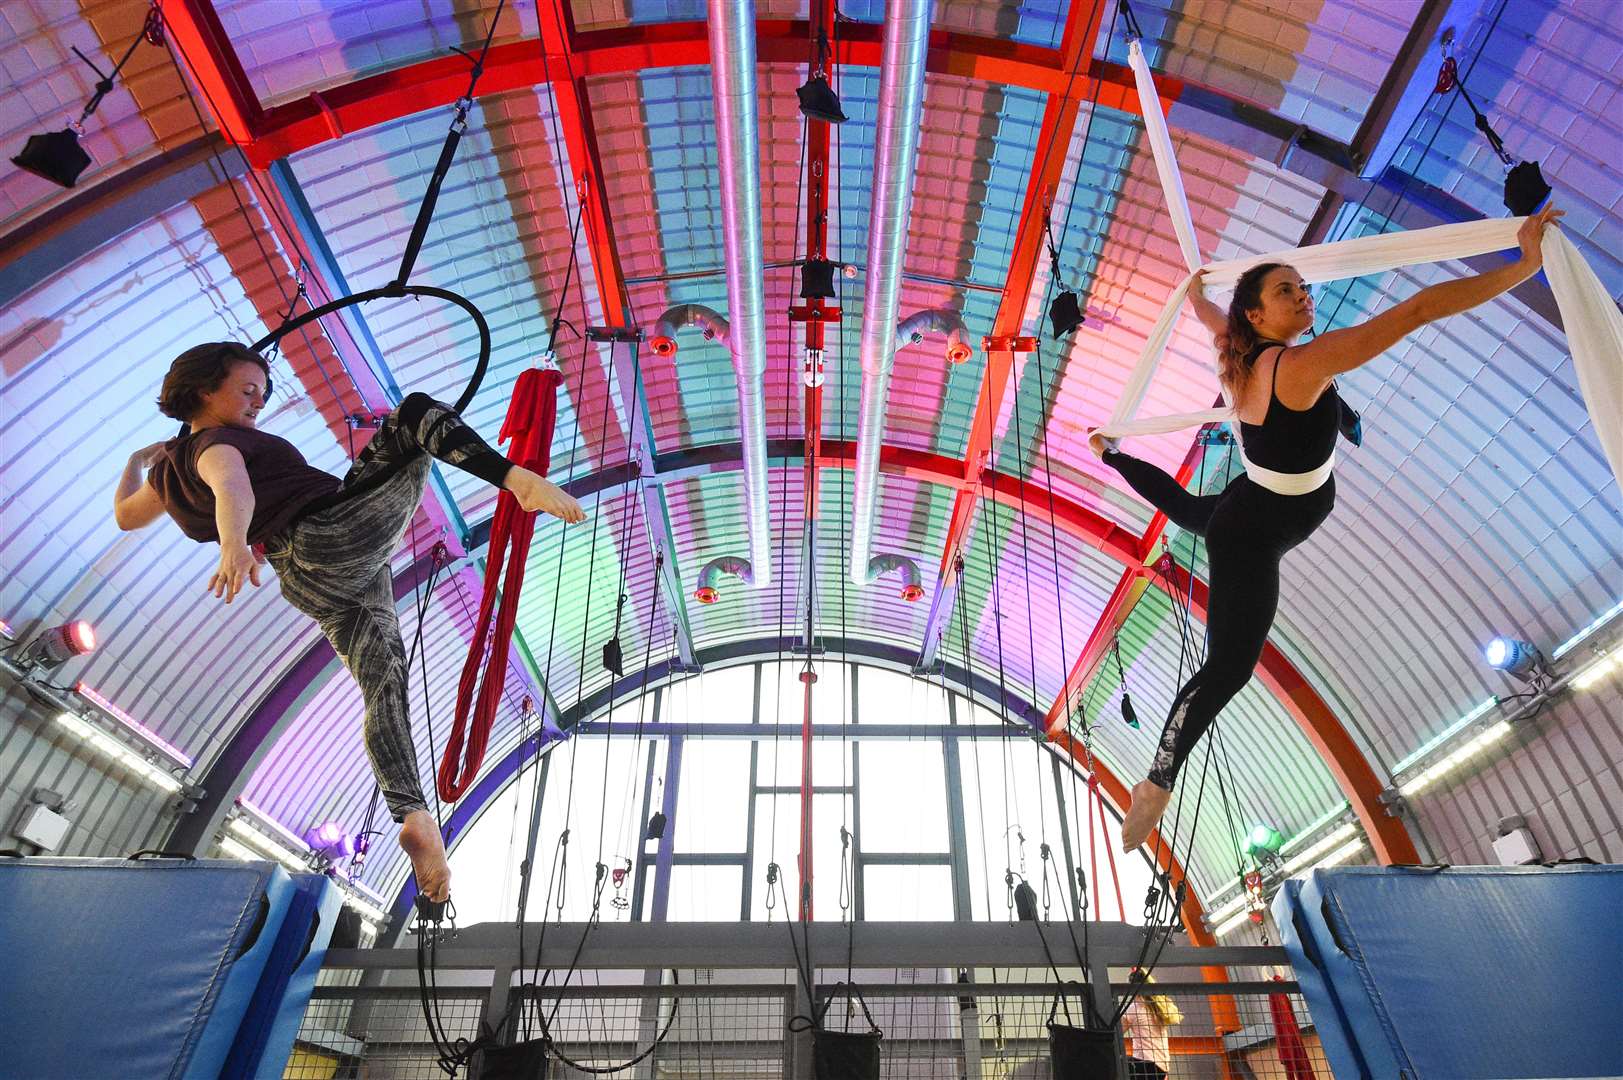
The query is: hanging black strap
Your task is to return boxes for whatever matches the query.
[390,108,469,292]
[389,0,507,291]
[1117,0,1145,43]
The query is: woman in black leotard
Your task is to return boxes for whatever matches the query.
[1093,205,1563,852]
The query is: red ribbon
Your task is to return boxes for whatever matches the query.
[437,367,560,803]
[1269,975,1318,1080]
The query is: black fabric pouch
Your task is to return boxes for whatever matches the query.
[1048,1020,1120,1079]
[814,1027,881,1080]
[476,1037,549,1079]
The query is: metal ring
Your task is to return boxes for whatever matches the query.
[251,284,490,414]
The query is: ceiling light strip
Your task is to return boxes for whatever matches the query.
[1394,599,1623,778]
[74,682,193,769]
[53,711,182,793]
[1552,597,1623,660]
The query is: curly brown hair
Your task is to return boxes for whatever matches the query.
[1216,262,1292,395]
[156,342,271,422]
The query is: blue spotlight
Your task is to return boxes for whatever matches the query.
[1484,637,1545,680]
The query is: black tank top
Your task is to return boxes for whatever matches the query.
[1237,341,1340,473]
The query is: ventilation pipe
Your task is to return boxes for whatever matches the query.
[694,555,754,605]
[649,304,730,357]
[703,0,771,591]
[849,0,934,587]
[896,307,972,363]
[864,552,925,602]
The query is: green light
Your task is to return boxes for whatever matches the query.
[1243,824,1284,858]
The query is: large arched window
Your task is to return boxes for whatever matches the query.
[448,659,1159,925]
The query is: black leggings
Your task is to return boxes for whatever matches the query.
[1104,450,1334,790]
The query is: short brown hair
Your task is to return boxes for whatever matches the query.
[157,342,271,421]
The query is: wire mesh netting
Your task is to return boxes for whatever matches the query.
[282,968,1335,1078]
[285,988,486,1079]
[514,980,791,1077]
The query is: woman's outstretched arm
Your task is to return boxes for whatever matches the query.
[1283,205,1563,392]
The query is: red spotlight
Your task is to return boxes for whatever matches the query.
[694,586,719,605]
[900,583,925,602]
[650,335,678,356]
[946,340,973,365]
[68,620,96,654]
[21,620,97,671]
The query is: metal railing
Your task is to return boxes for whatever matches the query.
[285,921,1331,1079]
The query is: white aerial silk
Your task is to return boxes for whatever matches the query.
[1099,39,1623,492]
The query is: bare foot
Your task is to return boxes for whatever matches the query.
[1121,778,1173,852]
[1088,430,1118,459]
[399,809,451,903]
[504,466,586,523]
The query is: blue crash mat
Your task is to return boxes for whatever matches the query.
[0,856,294,1080]
[222,872,344,1079]
[1274,864,1623,1079]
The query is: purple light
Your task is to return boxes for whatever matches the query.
[75,682,193,768]
[306,820,355,858]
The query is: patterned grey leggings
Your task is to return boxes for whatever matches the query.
[264,393,511,822]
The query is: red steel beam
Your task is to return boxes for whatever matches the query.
[160,1,470,559]
[1043,566,1151,735]
[795,0,838,925]
[798,0,836,522]
[224,21,1180,167]
[158,0,264,147]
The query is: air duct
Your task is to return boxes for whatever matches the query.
[849,0,934,585]
[649,304,730,357]
[863,553,925,602]
[694,555,755,605]
[895,307,972,363]
[707,0,772,590]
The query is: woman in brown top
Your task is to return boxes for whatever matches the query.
[115,342,584,904]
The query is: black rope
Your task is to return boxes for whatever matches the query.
[70,6,164,128]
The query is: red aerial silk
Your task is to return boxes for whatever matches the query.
[437,367,560,802]
[1269,975,1318,1080]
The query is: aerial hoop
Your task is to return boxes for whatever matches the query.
[250,283,491,415]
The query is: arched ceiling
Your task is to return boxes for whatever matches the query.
[3,0,1619,912]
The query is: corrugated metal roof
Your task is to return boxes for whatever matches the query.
[4,0,1620,914]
